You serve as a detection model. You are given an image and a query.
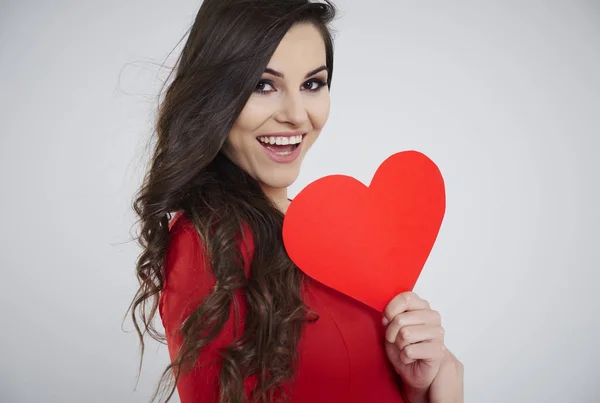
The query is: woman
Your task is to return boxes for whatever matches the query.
[129,1,464,402]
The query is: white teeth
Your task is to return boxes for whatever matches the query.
[258,134,304,145]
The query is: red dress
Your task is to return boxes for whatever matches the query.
[159,212,406,403]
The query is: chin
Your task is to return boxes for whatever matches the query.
[258,166,301,189]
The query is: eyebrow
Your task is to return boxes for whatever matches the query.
[264,65,328,79]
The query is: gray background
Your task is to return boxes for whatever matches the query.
[1,1,599,402]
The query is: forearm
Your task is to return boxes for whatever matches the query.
[449,359,464,403]
[400,349,464,403]
[438,349,464,403]
[426,349,464,403]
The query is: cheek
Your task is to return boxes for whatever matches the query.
[308,94,331,129]
[226,97,273,156]
[235,96,274,131]
[303,96,330,149]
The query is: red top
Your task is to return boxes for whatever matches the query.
[159,212,406,403]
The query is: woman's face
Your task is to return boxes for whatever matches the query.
[222,22,330,192]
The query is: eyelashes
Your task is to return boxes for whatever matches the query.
[254,78,328,95]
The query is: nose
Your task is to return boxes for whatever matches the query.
[275,90,309,127]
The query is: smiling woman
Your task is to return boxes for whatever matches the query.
[128,1,462,402]
[221,22,331,209]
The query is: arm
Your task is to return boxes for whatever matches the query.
[159,216,249,403]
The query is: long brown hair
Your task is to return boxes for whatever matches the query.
[128,1,337,402]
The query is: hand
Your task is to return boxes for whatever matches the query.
[383,292,463,403]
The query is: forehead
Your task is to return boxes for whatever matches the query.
[267,23,327,74]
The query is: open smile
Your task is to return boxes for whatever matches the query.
[256,132,307,163]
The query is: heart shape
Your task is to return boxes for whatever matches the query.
[283,150,446,312]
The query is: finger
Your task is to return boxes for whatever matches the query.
[384,309,442,344]
[399,340,446,365]
[383,292,430,325]
[392,324,445,350]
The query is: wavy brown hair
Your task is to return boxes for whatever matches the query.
[127,1,337,402]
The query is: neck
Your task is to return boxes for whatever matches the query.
[261,185,290,214]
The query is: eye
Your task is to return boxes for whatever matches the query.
[303,78,327,92]
[254,80,275,94]
[254,78,328,94]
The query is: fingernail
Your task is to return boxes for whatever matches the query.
[382,316,389,326]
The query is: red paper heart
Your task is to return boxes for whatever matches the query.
[283,150,446,312]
